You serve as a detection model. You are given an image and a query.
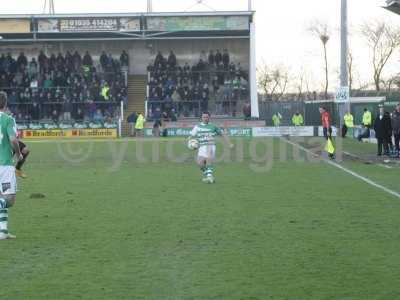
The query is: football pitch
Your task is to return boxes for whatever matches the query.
[1,137,400,300]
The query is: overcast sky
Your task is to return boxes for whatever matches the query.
[1,0,399,91]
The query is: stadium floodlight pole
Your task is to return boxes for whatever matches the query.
[249,11,259,118]
[147,0,153,13]
[339,0,350,126]
[248,0,252,11]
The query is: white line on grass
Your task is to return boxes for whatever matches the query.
[282,137,400,199]
[378,164,393,169]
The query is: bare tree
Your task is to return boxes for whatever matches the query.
[348,50,354,92]
[291,66,312,100]
[309,21,330,99]
[257,62,290,101]
[382,75,398,93]
[361,21,400,91]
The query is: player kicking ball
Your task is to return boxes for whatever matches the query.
[189,111,233,184]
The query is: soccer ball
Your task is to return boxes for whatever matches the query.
[187,139,199,150]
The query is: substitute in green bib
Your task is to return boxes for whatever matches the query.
[292,112,304,126]
[357,108,372,141]
[0,92,23,240]
[189,112,233,184]
[342,111,354,137]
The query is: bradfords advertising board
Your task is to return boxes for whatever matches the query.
[252,127,314,137]
[21,129,117,139]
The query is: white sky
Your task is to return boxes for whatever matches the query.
[1,0,399,91]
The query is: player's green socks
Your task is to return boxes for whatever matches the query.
[200,166,207,178]
[0,198,8,234]
[205,165,214,177]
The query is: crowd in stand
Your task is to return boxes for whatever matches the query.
[147,49,249,118]
[0,50,129,123]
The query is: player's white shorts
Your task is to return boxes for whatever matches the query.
[0,166,17,195]
[198,145,216,160]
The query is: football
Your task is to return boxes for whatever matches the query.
[187,139,199,150]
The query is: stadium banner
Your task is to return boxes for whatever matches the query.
[38,18,140,32]
[317,126,338,137]
[0,20,30,33]
[38,19,59,32]
[60,18,119,32]
[227,128,252,137]
[252,126,314,137]
[147,16,249,31]
[144,127,252,137]
[21,129,118,139]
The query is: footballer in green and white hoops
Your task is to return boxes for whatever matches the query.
[189,112,233,183]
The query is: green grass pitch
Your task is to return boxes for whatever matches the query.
[1,137,400,300]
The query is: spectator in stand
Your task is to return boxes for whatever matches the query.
[93,109,104,123]
[73,51,82,67]
[87,99,97,120]
[200,90,209,112]
[100,51,108,71]
[152,107,162,137]
[31,102,40,120]
[17,52,28,70]
[101,82,110,101]
[8,91,18,104]
[28,58,38,77]
[62,98,73,121]
[126,111,137,136]
[215,50,222,67]
[135,112,145,137]
[243,101,251,120]
[56,52,65,69]
[120,50,129,68]
[168,51,177,68]
[200,50,207,63]
[82,51,93,66]
[74,107,85,121]
[222,49,230,69]
[208,50,215,66]
[65,50,73,69]
[51,109,59,123]
[38,51,47,68]
[155,51,164,67]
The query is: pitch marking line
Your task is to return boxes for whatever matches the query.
[282,137,400,199]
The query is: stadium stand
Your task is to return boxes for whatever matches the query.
[0,50,128,128]
[146,49,249,119]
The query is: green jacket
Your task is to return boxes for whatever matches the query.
[344,113,354,128]
[135,114,146,129]
[362,111,372,126]
[272,113,282,126]
[292,114,304,126]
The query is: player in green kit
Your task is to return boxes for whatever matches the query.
[189,112,233,183]
[0,92,23,240]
